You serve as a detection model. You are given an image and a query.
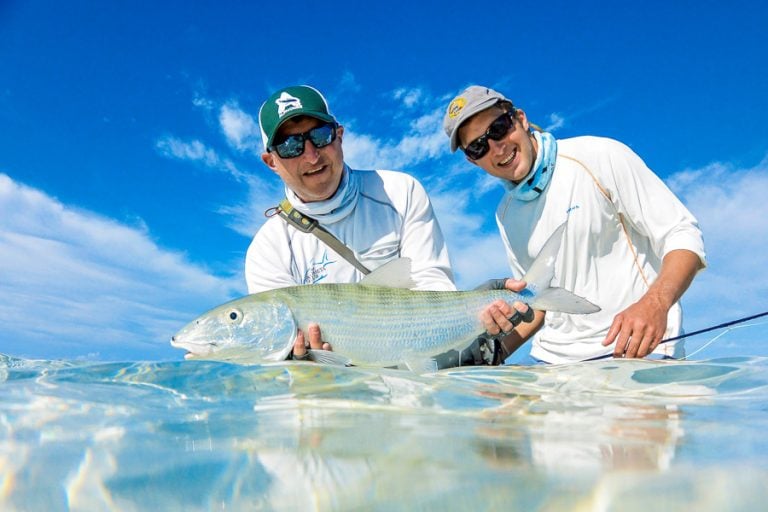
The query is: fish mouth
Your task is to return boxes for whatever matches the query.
[170,336,213,359]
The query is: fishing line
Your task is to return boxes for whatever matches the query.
[661,310,768,344]
[682,319,768,360]
[579,310,768,363]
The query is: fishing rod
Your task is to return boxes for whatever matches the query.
[578,309,768,362]
[660,310,768,344]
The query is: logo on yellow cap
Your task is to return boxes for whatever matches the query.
[447,97,466,119]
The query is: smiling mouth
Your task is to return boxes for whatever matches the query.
[304,165,327,176]
[499,148,518,166]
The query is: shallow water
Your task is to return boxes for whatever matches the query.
[1,354,767,511]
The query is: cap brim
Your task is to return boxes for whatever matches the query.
[449,97,503,152]
[267,111,337,148]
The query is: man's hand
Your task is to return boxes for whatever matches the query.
[602,249,702,359]
[477,278,532,336]
[602,296,667,358]
[291,322,332,361]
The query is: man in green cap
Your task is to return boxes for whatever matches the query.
[246,84,532,365]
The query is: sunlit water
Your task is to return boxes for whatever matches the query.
[1,353,767,511]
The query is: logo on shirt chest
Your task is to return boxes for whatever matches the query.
[303,252,336,284]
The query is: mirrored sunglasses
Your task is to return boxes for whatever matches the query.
[270,122,337,159]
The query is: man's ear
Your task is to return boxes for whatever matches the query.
[261,152,277,172]
[515,109,530,132]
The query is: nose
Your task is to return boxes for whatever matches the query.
[488,137,506,155]
[302,140,321,162]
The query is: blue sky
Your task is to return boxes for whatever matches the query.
[1,0,767,362]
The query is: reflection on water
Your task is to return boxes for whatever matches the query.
[1,354,767,511]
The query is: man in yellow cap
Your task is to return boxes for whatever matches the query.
[443,85,706,363]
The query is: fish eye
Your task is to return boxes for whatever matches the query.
[226,308,243,323]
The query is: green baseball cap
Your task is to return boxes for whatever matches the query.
[258,85,337,149]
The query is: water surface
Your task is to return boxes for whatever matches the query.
[1,354,767,511]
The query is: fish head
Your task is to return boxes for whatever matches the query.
[171,295,296,363]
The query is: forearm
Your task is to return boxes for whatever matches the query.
[499,310,545,357]
[642,249,702,310]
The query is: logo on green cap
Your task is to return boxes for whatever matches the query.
[275,92,303,117]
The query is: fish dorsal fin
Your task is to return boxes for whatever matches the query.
[523,221,567,292]
[359,257,415,289]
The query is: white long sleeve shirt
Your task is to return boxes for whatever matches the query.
[496,136,706,363]
[246,168,455,293]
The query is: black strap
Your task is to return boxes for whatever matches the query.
[274,199,371,275]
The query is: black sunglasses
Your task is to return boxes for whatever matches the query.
[269,122,338,159]
[462,110,516,161]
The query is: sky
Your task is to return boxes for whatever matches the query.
[1,0,767,362]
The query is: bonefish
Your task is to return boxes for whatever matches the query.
[171,223,599,371]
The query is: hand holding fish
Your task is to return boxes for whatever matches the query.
[477,278,532,336]
[292,322,331,360]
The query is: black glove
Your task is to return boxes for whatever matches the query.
[433,337,498,368]
[505,307,535,331]
[473,278,508,291]
[474,278,535,332]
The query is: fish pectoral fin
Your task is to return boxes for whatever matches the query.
[522,221,566,291]
[307,349,352,367]
[533,287,601,314]
[403,356,439,374]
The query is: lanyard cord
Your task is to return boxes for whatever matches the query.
[266,198,371,275]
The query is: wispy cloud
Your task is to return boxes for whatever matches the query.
[0,174,241,361]
[544,113,565,132]
[156,136,248,182]
[217,173,284,239]
[343,106,447,171]
[156,98,285,240]
[393,87,424,108]
[668,156,768,326]
[428,185,510,288]
[219,102,263,153]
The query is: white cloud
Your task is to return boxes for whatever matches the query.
[156,104,282,242]
[192,94,214,110]
[544,113,565,132]
[665,156,768,354]
[218,173,284,239]
[0,174,241,361]
[156,136,248,182]
[219,102,263,153]
[428,185,510,288]
[393,87,423,108]
[342,106,447,170]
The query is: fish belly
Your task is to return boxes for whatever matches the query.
[280,286,492,366]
